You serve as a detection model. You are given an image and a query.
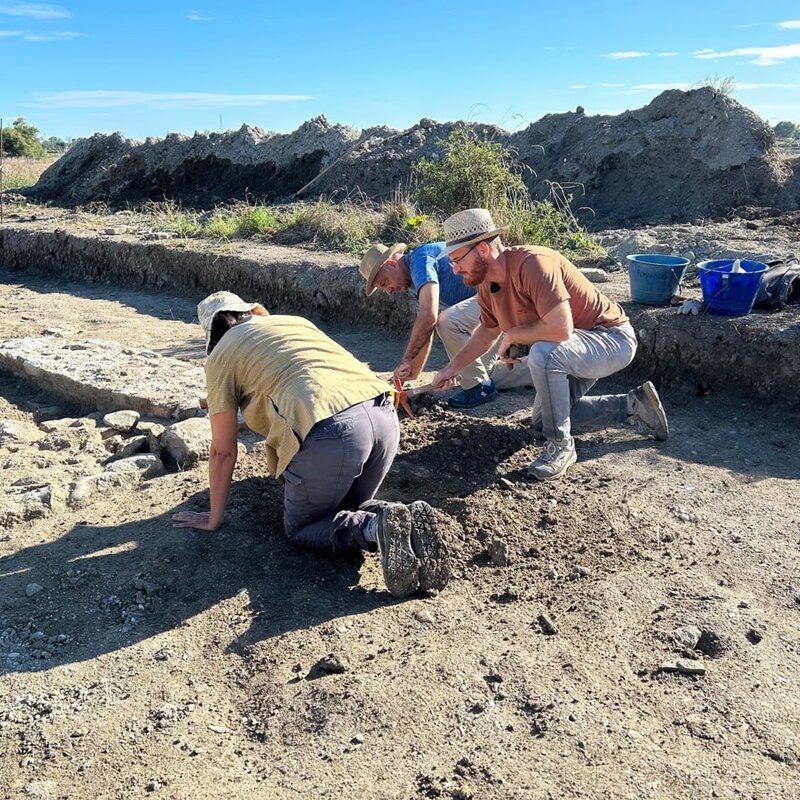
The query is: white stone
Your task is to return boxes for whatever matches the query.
[163,417,213,468]
[103,453,165,480]
[103,410,140,433]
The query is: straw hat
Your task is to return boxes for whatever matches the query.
[441,208,506,256]
[197,291,267,351]
[359,242,408,296]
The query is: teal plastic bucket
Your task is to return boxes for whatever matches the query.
[626,254,690,306]
[697,259,767,316]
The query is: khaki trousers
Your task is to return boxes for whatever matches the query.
[436,296,530,390]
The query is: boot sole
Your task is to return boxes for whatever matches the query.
[639,381,669,441]
[408,501,451,592]
[375,505,419,598]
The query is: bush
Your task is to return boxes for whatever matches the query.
[1,117,47,158]
[498,188,602,257]
[413,128,526,216]
[275,198,382,253]
[774,121,800,140]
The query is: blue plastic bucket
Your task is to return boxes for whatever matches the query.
[626,254,690,306]
[697,259,767,316]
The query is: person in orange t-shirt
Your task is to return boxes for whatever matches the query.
[431,209,669,481]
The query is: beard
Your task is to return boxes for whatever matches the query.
[462,253,489,287]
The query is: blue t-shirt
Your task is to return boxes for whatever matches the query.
[406,242,475,307]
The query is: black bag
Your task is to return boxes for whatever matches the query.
[752,259,800,311]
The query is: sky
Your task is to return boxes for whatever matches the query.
[1,1,799,142]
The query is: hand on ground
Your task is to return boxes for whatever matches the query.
[171,510,221,531]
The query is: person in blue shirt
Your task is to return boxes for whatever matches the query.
[360,241,527,408]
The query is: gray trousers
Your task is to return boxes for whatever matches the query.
[529,322,638,443]
[282,394,399,553]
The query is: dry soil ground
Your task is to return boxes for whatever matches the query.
[1,244,799,799]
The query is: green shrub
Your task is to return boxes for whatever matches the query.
[413,128,526,216]
[275,198,382,253]
[498,187,603,258]
[202,204,281,240]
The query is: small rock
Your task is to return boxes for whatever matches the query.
[671,625,702,650]
[414,609,435,624]
[207,724,229,734]
[489,539,509,567]
[316,654,346,674]
[103,453,165,480]
[39,417,78,433]
[103,410,140,433]
[26,582,44,597]
[538,613,558,635]
[579,267,609,283]
[113,435,148,459]
[498,477,514,491]
[350,734,365,745]
[676,659,707,676]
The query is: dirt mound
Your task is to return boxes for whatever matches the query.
[26,116,360,207]
[25,89,795,225]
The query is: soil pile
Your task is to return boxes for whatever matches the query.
[24,88,795,225]
[26,116,360,207]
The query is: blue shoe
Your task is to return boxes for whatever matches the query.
[448,380,498,409]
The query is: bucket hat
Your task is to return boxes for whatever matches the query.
[197,291,267,351]
[441,208,506,257]
[359,242,408,296]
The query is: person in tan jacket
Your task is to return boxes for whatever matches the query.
[171,291,449,597]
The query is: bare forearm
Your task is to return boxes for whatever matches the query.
[506,318,571,345]
[402,315,437,364]
[408,333,434,379]
[449,327,500,374]
[208,449,237,528]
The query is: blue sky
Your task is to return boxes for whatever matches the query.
[1,1,799,142]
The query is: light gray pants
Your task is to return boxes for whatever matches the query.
[528,322,638,443]
[436,296,530,390]
[282,394,399,553]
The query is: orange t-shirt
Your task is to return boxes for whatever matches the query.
[477,246,628,331]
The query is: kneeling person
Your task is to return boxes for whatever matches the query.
[171,291,449,597]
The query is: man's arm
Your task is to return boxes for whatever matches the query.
[393,282,439,381]
[497,300,574,361]
[431,322,501,390]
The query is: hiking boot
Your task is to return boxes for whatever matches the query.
[408,501,451,593]
[448,380,497,409]
[628,381,669,441]
[527,437,577,482]
[373,504,419,598]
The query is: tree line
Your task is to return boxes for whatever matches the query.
[1,117,72,157]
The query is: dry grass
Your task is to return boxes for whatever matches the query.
[0,156,57,190]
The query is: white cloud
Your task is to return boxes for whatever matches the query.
[0,3,70,18]
[777,20,800,29]
[23,30,80,40]
[693,43,800,66]
[657,52,679,57]
[570,84,587,89]
[0,27,22,34]
[605,50,649,59]
[31,90,316,109]
[185,12,212,21]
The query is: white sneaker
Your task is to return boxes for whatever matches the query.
[527,438,577,482]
